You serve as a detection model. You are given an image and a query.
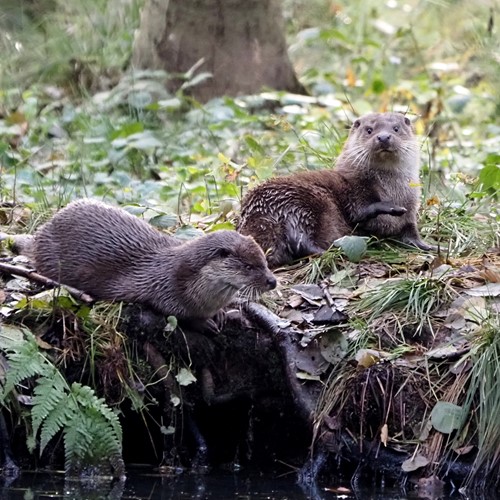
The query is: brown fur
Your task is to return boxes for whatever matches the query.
[32,200,276,319]
[238,112,433,267]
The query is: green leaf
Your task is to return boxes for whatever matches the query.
[122,204,147,216]
[0,324,25,349]
[109,122,144,140]
[174,226,205,241]
[372,78,385,94]
[479,156,500,193]
[126,132,163,150]
[149,213,179,229]
[244,136,265,155]
[209,221,235,231]
[333,235,368,262]
[431,401,464,433]
[175,368,197,386]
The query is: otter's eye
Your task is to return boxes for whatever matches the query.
[366,127,373,134]
[393,126,399,132]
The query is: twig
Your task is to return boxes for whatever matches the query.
[0,261,94,304]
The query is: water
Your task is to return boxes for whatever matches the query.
[1,468,492,499]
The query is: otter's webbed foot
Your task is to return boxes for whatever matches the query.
[354,201,407,223]
[286,226,327,262]
[402,237,439,252]
[179,310,227,335]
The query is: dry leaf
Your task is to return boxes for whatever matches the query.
[402,453,429,472]
[380,423,389,446]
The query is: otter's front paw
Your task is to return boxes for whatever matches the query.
[388,206,407,216]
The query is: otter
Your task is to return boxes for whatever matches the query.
[237,112,434,268]
[20,200,276,320]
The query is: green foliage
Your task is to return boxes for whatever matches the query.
[458,320,500,486]
[478,154,500,195]
[356,274,455,336]
[0,326,123,476]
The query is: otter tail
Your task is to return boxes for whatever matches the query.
[0,233,35,260]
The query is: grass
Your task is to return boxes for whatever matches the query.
[0,0,499,484]
[460,318,500,487]
[355,274,456,337]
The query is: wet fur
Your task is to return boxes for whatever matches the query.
[238,112,432,267]
[33,200,276,319]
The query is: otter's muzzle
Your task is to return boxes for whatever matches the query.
[265,274,277,290]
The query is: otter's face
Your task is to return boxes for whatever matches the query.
[350,112,416,157]
[202,232,277,299]
[217,236,277,296]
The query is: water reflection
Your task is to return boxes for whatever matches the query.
[0,469,496,499]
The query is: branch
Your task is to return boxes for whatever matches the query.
[0,262,94,304]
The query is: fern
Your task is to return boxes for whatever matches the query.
[0,334,50,397]
[0,325,125,477]
[31,367,67,445]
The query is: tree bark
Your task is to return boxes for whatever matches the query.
[132,0,305,102]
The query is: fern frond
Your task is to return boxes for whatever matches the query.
[0,327,124,475]
[0,337,49,397]
[38,394,77,454]
[70,383,122,442]
[31,367,67,442]
[63,413,94,469]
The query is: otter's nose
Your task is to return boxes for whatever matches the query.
[377,134,392,145]
[266,275,277,290]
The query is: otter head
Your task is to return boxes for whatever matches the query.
[206,231,277,296]
[185,231,276,310]
[345,112,418,172]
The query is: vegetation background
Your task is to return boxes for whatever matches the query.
[0,0,499,485]
[0,0,498,229]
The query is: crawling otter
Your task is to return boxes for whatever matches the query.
[26,200,276,319]
[238,112,434,267]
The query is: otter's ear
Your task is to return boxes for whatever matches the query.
[217,248,232,258]
[352,119,361,129]
[404,116,411,126]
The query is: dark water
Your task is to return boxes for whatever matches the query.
[0,469,494,499]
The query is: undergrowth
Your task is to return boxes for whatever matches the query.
[459,317,500,487]
[355,273,456,336]
[0,325,124,477]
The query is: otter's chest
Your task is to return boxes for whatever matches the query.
[373,174,418,205]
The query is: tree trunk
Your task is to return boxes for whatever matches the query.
[132,0,305,102]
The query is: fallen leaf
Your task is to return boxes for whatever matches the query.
[319,331,348,364]
[453,445,474,456]
[355,348,390,368]
[35,337,54,350]
[296,371,321,381]
[287,294,304,308]
[465,283,500,297]
[380,423,389,446]
[402,453,429,472]
[295,341,329,375]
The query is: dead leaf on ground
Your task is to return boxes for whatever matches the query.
[380,423,389,446]
[402,453,429,472]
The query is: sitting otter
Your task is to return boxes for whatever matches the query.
[237,112,434,267]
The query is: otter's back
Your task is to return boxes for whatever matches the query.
[33,200,172,292]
